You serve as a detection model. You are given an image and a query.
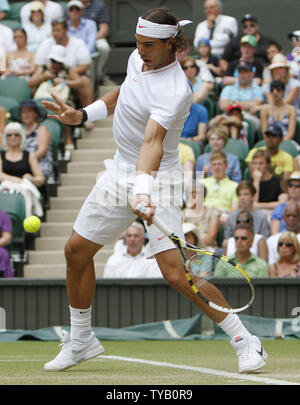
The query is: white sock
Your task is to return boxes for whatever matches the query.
[69,306,92,341]
[217,313,251,340]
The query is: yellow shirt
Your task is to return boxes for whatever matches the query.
[203,176,238,211]
[178,142,195,167]
[246,147,293,175]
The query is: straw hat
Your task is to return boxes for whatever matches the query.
[268,54,290,70]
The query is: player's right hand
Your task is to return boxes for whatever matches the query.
[42,93,83,126]
[132,195,155,226]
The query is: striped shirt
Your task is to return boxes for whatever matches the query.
[82,0,110,25]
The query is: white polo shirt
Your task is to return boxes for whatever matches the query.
[34,36,91,68]
[113,49,193,172]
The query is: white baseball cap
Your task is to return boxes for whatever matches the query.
[67,0,83,9]
[49,45,67,64]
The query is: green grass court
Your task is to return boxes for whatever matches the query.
[0,340,299,386]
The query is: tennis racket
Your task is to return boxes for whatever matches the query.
[137,203,255,314]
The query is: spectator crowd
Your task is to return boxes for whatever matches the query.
[0,0,300,280]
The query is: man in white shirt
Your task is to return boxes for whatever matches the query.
[103,222,162,278]
[21,0,63,26]
[193,0,238,58]
[0,23,14,52]
[43,7,267,375]
[35,17,94,110]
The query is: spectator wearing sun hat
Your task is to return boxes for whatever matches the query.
[23,1,52,52]
[223,35,264,86]
[21,0,63,26]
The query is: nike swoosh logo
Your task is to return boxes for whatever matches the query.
[138,25,147,28]
[157,235,166,241]
[256,346,264,357]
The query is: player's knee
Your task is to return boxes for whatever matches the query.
[162,264,185,288]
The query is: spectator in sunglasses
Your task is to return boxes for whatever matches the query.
[220,14,275,74]
[270,172,300,234]
[260,80,297,144]
[215,223,269,278]
[224,210,268,263]
[268,231,300,277]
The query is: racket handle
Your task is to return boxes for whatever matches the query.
[136,203,173,237]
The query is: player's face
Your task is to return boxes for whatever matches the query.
[135,34,175,71]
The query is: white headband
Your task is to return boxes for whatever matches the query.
[136,16,193,39]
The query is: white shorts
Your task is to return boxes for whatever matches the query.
[73,160,185,257]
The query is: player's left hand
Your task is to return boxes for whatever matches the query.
[132,194,155,226]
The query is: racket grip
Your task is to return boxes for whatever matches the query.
[136,203,173,237]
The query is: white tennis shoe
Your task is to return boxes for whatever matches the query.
[44,330,104,371]
[231,334,268,373]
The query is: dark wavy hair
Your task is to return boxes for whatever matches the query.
[142,7,188,53]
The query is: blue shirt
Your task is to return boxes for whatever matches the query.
[67,18,97,53]
[271,202,287,232]
[181,103,208,138]
[82,0,110,24]
[220,80,264,102]
[196,152,242,182]
[0,0,10,12]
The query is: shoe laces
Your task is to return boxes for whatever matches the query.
[58,330,70,348]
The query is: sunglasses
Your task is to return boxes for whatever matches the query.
[183,64,196,70]
[288,183,300,188]
[237,218,252,224]
[243,23,256,28]
[234,236,248,241]
[271,87,284,92]
[7,133,21,137]
[278,242,294,247]
[69,7,81,11]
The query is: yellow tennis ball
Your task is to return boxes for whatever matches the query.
[23,215,41,233]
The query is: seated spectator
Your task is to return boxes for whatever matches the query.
[202,151,239,223]
[4,28,35,81]
[34,17,94,112]
[29,44,82,153]
[195,38,222,78]
[21,0,63,26]
[195,126,241,182]
[183,181,220,251]
[209,103,249,145]
[219,60,264,131]
[250,150,287,212]
[181,56,214,104]
[0,0,10,21]
[10,100,53,181]
[225,211,268,263]
[102,222,162,278]
[183,222,213,277]
[81,0,112,85]
[263,41,283,85]
[0,22,14,53]
[246,123,293,179]
[220,13,274,74]
[268,231,300,277]
[193,0,238,59]
[178,142,195,174]
[181,102,208,150]
[263,54,300,118]
[215,223,269,278]
[224,180,271,242]
[223,35,263,86]
[23,1,52,52]
[270,173,300,234]
[66,0,97,55]
[286,30,300,66]
[260,80,297,144]
[0,209,14,278]
[0,122,44,217]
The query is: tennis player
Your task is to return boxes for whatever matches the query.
[43,7,267,374]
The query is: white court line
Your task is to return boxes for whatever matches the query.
[100,355,300,386]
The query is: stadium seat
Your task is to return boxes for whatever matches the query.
[243,118,255,149]
[5,2,27,22]
[293,121,300,145]
[0,77,31,103]
[202,97,215,120]
[0,19,22,30]
[180,139,201,160]
[243,167,252,180]
[205,138,249,160]
[43,118,64,161]
[254,139,298,158]
[0,96,19,112]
